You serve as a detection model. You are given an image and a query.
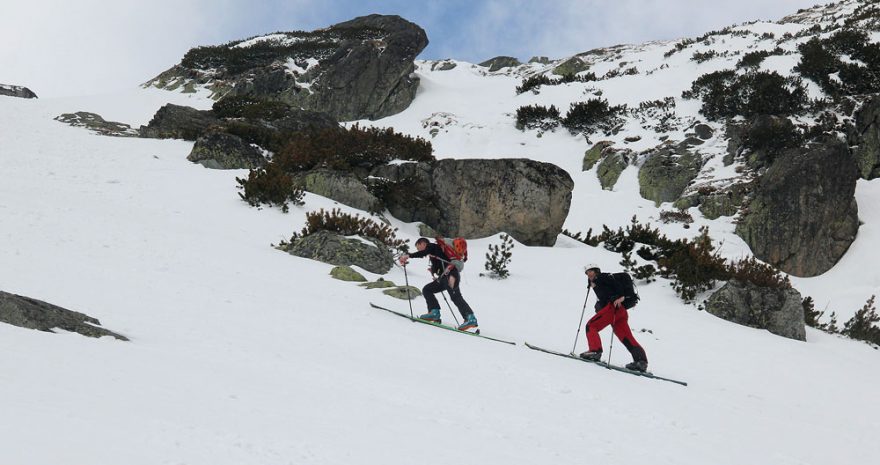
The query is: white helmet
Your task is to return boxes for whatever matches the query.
[584,263,601,273]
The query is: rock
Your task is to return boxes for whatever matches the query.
[418,223,439,237]
[187,132,267,169]
[290,169,382,212]
[147,15,427,121]
[371,158,573,246]
[0,84,37,99]
[582,141,613,171]
[624,135,641,143]
[698,184,748,220]
[694,123,714,140]
[736,138,859,277]
[54,112,140,137]
[383,286,421,300]
[287,230,393,274]
[360,278,397,289]
[431,60,457,71]
[596,150,631,190]
[848,95,880,179]
[553,57,589,76]
[704,280,806,341]
[529,56,551,64]
[330,265,367,282]
[638,145,703,206]
[0,291,127,340]
[139,104,220,141]
[479,56,522,72]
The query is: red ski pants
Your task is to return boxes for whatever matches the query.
[585,303,647,361]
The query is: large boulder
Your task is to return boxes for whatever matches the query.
[290,169,382,212]
[187,132,267,169]
[147,15,428,121]
[371,158,574,246]
[736,138,859,277]
[638,144,703,205]
[54,112,140,137]
[286,230,393,274]
[0,291,128,340]
[553,57,589,76]
[704,280,806,341]
[582,141,613,171]
[0,84,37,99]
[139,104,219,141]
[848,95,880,179]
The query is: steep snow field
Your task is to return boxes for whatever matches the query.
[3,7,880,464]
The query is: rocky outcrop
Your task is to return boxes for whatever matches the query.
[597,150,632,190]
[187,132,267,169]
[553,57,589,76]
[0,291,127,340]
[290,169,381,212]
[736,138,859,277]
[371,158,573,246]
[0,84,37,99]
[704,280,806,341]
[582,141,613,171]
[479,56,522,72]
[848,95,880,179]
[54,112,140,137]
[698,184,749,220]
[147,15,427,121]
[638,144,703,205]
[139,104,219,141]
[330,265,367,282]
[286,230,393,274]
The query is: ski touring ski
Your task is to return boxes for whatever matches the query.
[524,342,688,386]
[370,303,516,345]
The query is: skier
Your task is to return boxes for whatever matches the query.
[580,264,649,372]
[398,237,478,331]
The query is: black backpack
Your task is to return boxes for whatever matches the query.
[611,272,640,308]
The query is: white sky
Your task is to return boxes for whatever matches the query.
[0,0,826,97]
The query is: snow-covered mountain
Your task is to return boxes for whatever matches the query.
[1,1,879,464]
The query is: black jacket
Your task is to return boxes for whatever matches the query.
[409,243,450,276]
[590,272,623,312]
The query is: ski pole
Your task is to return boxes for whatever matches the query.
[570,287,591,355]
[434,273,461,326]
[403,263,414,319]
[607,305,617,367]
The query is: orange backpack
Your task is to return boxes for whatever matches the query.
[436,236,468,271]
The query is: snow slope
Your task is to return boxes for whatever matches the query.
[2,2,880,464]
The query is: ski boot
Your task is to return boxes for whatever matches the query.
[457,314,478,331]
[419,308,441,323]
[578,351,602,362]
[625,360,648,372]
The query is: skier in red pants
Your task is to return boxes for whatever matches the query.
[580,264,649,372]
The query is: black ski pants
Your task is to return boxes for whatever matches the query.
[422,268,474,319]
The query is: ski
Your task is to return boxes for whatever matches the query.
[524,342,688,387]
[370,303,516,345]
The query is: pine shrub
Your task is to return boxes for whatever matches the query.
[483,233,514,279]
[561,98,626,135]
[235,163,304,213]
[213,95,292,120]
[515,104,561,131]
[682,70,807,120]
[842,295,880,346]
[289,208,407,252]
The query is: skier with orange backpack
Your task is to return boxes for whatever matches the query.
[398,236,478,331]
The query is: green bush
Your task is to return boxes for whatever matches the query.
[515,73,597,94]
[561,98,626,135]
[795,30,880,96]
[483,233,514,279]
[842,295,880,346]
[274,124,434,172]
[213,95,291,120]
[691,50,718,63]
[682,70,808,120]
[235,163,304,213]
[288,208,407,252]
[515,104,561,130]
[737,47,784,68]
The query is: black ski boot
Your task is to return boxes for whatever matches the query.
[625,360,648,372]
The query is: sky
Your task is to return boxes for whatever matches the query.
[1,0,827,97]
